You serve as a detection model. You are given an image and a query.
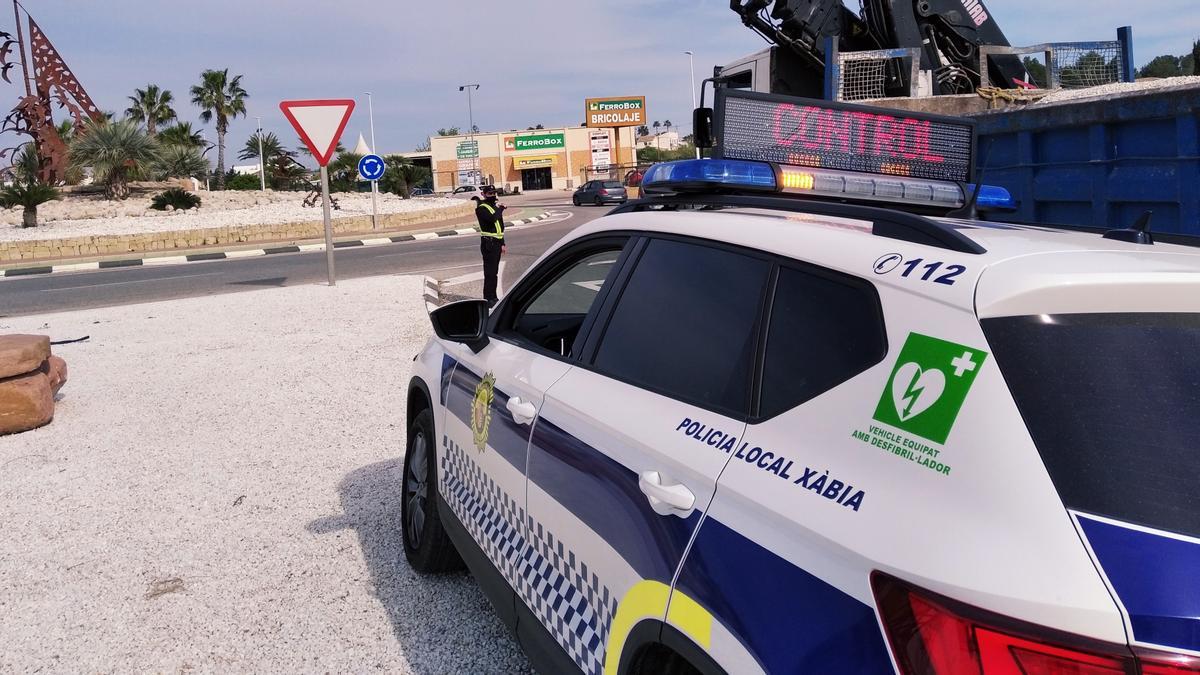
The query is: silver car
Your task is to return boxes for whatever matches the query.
[572,180,627,206]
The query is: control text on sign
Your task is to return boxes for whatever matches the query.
[716,90,974,183]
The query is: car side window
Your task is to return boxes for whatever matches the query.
[502,247,624,357]
[757,265,887,418]
[591,238,771,416]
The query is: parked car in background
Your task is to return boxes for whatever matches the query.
[452,185,478,196]
[411,187,434,197]
[572,180,627,206]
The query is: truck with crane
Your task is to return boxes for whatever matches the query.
[709,0,1200,234]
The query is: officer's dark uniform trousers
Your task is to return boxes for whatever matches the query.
[476,200,504,304]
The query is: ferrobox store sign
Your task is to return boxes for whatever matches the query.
[585,96,646,127]
[504,133,565,152]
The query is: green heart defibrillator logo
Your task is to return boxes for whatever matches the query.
[872,333,987,444]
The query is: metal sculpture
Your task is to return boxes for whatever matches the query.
[0,1,101,182]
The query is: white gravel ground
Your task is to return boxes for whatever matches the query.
[1035,75,1200,105]
[0,275,529,673]
[0,191,462,242]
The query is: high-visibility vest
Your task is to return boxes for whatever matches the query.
[478,202,504,239]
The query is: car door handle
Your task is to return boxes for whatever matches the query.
[638,471,695,513]
[506,397,537,425]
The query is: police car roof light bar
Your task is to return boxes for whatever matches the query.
[610,192,987,255]
[641,158,777,193]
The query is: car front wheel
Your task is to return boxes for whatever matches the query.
[402,408,463,573]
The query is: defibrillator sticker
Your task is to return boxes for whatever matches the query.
[873,332,987,443]
[851,333,988,477]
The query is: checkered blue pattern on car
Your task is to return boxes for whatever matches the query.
[441,434,618,675]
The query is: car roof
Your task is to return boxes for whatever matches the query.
[563,207,1200,317]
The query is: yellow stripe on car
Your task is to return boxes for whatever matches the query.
[603,580,714,675]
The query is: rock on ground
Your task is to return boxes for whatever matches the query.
[0,365,53,434]
[0,276,529,673]
[0,334,50,379]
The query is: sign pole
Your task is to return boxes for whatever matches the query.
[320,165,336,286]
[279,98,356,289]
[366,91,379,230]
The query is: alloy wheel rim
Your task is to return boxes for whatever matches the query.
[405,432,428,547]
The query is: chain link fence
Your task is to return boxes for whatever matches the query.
[833,47,921,101]
[980,39,1129,89]
[827,29,1132,99]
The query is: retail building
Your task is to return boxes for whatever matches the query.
[429,126,635,192]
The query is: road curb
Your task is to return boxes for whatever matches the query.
[423,276,440,314]
[1,211,554,279]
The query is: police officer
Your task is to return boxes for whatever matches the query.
[475,185,506,307]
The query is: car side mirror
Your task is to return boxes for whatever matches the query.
[693,107,714,149]
[429,299,491,353]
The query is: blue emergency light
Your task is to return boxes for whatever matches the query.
[641,158,777,191]
[642,158,1016,213]
[966,183,1017,210]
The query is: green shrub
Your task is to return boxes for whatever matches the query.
[223,172,260,190]
[150,187,201,211]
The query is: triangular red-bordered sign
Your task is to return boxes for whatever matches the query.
[279,99,356,167]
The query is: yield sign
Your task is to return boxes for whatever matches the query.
[279,99,356,167]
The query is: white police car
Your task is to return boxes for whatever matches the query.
[402,90,1200,674]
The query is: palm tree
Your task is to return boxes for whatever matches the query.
[69,118,160,200]
[54,119,74,143]
[636,124,649,138]
[653,120,662,151]
[240,132,294,187]
[296,138,343,160]
[125,84,176,136]
[190,69,247,189]
[380,154,431,198]
[153,145,208,180]
[326,150,363,191]
[158,121,206,149]
[2,144,59,226]
[0,181,59,227]
[240,131,291,165]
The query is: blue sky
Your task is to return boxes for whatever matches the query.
[14,0,1199,160]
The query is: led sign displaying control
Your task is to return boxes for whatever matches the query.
[716,91,974,184]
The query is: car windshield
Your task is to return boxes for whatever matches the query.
[982,313,1200,537]
[602,181,622,189]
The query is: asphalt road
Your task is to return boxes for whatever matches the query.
[0,194,614,317]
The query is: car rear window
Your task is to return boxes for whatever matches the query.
[602,181,622,189]
[982,313,1200,537]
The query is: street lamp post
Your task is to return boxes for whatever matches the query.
[459,84,480,186]
[255,116,266,191]
[365,91,378,229]
[685,51,699,159]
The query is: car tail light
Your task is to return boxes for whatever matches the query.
[599,189,609,195]
[872,572,1200,675]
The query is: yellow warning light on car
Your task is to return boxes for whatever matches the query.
[780,170,815,190]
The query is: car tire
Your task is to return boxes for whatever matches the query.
[402,408,463,573]
[572,196,580,206]
[594,195,603,206]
